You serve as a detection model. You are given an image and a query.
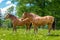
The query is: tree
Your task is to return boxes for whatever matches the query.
[0,9,2,26]
[11,0,60,29]
[7,6,14,13]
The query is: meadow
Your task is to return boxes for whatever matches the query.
[0,28,60,40]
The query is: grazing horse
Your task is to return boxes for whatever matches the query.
[22,12,56,34]
[5,13,32,32]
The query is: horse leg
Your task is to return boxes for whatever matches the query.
[28,26,31,31]
[26,25,28,31]
[27,24,32,31]
[26,23,31,31]
[13,25,17,32]
[28,23,32,31]
[26,25,30,31]
[48,24,52,35]
[34,25,38,34]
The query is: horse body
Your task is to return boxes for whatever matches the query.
[22,12,55,34]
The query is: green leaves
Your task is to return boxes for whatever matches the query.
[11,0,60,29]
[7,6,14,13]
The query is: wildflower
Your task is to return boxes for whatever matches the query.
[3,34,6,36]
[1,39,3,40]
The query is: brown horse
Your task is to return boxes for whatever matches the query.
[5,13,32,32]
[22,12,56,34]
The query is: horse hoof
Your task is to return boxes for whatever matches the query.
[47,33,50,35]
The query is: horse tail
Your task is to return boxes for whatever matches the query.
[52,18,56,30]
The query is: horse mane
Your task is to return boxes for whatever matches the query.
[8,14,17,18]
[30,13,40,17]
[24,12,40,17]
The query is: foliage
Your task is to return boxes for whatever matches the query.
[3,19,13,28]
[7,6,14,13]
[0,19,3,26]
[11,0,60,29]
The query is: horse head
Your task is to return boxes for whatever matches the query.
[22,12,34,20]
[5,13,10,19]
[4,12,13,19]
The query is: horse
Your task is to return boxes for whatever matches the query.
[22,12,56,34]
[5,13,32,32]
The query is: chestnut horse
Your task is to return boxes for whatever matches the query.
[5,13,32,32]
[22,12,56,34]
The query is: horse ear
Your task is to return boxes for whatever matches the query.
[24,12,28,14]
[24,12,27,14]
[8,13,10,14]
[8,12,10,14]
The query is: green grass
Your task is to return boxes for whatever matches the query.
[0,28,60,40]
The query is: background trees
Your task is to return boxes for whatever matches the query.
[7,0,60,29]
[0,9,2,26]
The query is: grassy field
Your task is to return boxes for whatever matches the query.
[0,28,60,40]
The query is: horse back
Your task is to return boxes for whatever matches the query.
[44,16,54,23]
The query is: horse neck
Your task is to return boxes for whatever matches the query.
[9,16,17,21]
[18,19,25,25]
[28,13,41,22]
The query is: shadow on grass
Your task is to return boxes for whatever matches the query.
[47,34,60,36]
[38,33,60,37]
